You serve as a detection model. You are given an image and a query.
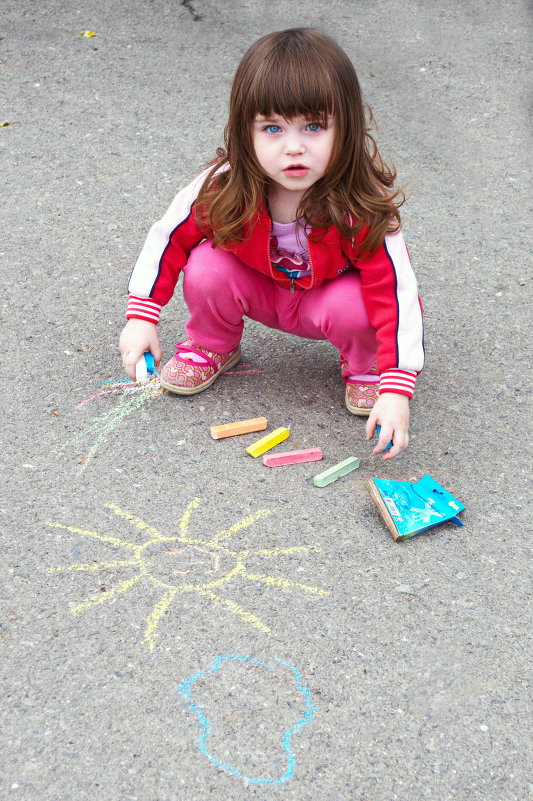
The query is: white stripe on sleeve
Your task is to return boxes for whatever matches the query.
[384,231,424,373]
[128,166,214,299]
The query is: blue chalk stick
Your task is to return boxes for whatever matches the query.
[376,425,393,451]
[144,352,155,374]
[135,351,156,382]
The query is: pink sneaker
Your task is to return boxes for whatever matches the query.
[160,339,241,395]
[340,355,379,416]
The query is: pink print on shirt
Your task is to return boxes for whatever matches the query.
[270,220,312,280]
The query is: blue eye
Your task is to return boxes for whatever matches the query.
[265,125,282,133]
[306,123,322,132]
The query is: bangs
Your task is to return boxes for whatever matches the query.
[248,53,336,124]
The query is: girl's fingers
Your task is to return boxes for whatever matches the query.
[365,414,378,440]
[124,362,137,381]
[152,345,163,367]
[381,430,409,461]
[382,444,402,461]
[124,349,144,380]
[372,428,393,454]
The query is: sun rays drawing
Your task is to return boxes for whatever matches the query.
[46,500,329,651]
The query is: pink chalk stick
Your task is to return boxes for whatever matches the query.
[262,448,323,467]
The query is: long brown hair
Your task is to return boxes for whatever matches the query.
[196,28,404,255]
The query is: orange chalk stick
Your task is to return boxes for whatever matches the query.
[262,448,323,467]
[210,416,268,440]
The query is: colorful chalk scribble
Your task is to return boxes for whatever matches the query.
[58,375,165,475]
[178,654,317,784]
[47,500,329,651]
[59,364,264,475]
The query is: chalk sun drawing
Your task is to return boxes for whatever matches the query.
[178,654,317,785]
[47,500,329,651]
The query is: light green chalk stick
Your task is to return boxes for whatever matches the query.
[313,456,360,487]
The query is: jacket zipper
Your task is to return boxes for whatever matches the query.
[308,240,314,288]
[266,218,277,282]
[267,215,293,292]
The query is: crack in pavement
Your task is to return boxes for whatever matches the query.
[182,0,202,20]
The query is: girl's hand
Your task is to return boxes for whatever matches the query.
[365,393,410,461]
[119,319,162,380]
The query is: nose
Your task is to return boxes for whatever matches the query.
[284,133,305,156]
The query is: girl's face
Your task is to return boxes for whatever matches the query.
[252,114,335,200]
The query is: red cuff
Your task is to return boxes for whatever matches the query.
[379,370,417,399]
[126,295,161,324]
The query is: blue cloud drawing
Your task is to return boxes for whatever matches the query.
[177,653,317,784]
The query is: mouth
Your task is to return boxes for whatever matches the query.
[283,165,309,176]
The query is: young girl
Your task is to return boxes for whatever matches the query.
[119,28,424,461]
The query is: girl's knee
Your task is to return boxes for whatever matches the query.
[320,273,371,333]
[184,241,244,292]
[186,241,235,275]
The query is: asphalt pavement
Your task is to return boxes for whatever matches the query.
[1,1,531,799]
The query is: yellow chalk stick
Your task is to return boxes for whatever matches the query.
[210,417,268,440]
[246,427,290,458]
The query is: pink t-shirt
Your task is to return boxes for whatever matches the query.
[270,220,311,280]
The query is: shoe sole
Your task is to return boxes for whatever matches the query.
[345,388,375,417]
[160,347,242,395]
[345,400,373,417]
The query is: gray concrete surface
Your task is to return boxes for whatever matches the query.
[1,1,531,799]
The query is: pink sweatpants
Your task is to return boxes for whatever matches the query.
[183,240,377,374]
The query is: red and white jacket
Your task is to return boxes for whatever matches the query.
[127,168,424,398]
